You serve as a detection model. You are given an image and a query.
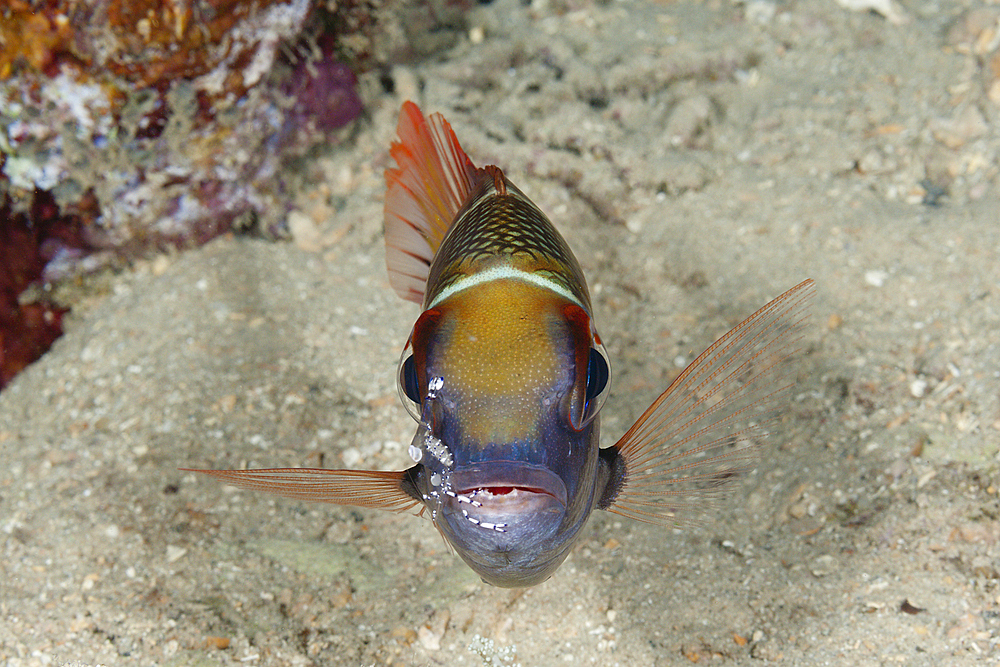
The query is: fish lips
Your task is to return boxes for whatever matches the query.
[446,461,568,517]
[436,462,571,587]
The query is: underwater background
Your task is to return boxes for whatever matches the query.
[1,0,998,664]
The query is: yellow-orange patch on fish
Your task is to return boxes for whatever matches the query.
[432,279,572,444]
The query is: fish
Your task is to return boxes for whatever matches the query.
[185,102,814,588]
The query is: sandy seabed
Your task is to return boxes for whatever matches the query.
[2,0,999,665]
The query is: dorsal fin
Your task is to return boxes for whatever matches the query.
[384,102,485,304]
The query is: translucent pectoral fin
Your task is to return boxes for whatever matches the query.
[600,279,815,526]
[181,466,422,513]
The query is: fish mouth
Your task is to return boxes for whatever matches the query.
[436,461,573,586]
[446,462,568,516]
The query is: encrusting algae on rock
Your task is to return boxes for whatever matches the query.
[0,0,470,388]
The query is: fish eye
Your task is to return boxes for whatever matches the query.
[586,347,609,401]
[397,345,422,421]
[583,342,611,419]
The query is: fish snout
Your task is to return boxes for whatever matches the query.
[445,462,567,524]
[436,462,573,587]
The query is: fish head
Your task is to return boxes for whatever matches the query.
[398,280,611,587]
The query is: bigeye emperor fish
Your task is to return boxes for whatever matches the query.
[187,102,814,588]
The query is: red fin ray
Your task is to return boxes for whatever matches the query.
[605,279,815,526]
[181,467,419,513]
[384,101,485,304]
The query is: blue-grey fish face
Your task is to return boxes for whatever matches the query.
[398,292,611,587]
[406,396,602,588]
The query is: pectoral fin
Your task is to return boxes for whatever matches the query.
[182,466,422,513]
[597,279,815,526]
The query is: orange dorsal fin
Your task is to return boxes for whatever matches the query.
[384,101,485,304]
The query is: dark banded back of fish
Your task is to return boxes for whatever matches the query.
[424,168,591,311]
